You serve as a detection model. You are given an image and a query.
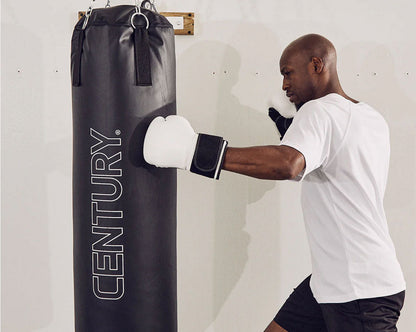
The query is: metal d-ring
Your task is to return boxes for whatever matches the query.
[131,12,149,29]
[131,6,149,29]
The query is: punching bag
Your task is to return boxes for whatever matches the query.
[71,3,177,331]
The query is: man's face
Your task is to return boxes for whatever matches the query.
[279,50,316,109]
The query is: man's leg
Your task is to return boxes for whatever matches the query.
[320,290,405,332]
[264,320,287,332]
[266,275,328,332]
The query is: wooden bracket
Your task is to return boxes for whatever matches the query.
[78,12,86,21]
[78,11,194,35]
[160,12,194,35]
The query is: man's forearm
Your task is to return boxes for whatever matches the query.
[222,145,305,180]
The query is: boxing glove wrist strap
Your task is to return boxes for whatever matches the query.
[190,134,228,180]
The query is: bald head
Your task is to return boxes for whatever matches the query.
[281,34,337,72]
[279,34,347,107]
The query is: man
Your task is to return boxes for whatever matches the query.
[143,34,406,332]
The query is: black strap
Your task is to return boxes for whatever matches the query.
[190,134,228,179]
[72,29,85,87]
[134,27,152,86]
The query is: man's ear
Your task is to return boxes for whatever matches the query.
[311,56,324,73]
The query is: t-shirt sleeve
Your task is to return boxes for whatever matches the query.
[280,101,331,181]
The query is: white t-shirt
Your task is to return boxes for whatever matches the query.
[281,93,406,303]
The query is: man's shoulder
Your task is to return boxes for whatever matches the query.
[298,97,331,117]
[300,93,360,118]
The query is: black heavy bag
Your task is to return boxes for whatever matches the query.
[71,4,177,332]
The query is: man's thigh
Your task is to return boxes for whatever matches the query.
[320,291,405,332]
[273,275,328,332]
[270,275,405,332]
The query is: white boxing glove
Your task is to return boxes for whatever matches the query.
[143,115,228,179]
[143,116,198,169]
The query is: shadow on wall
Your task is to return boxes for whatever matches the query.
[212,37,252,320]
[213,41,277,322]
[177,20,282,330]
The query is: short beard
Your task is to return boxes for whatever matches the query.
[295,103,304,110]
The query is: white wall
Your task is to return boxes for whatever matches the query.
[2,0,415,331]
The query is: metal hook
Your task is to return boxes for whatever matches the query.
[149,0,158,12]
[82,6,93,30]
[141,0,158,12]
[82,0,112,30]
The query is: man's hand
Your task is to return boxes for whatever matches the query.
[268,107,293,140]
[143,115,228,179]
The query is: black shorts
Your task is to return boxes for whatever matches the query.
[274,275,405,332]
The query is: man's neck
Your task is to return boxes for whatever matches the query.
[317,80,359,104]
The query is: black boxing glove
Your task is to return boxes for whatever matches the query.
[268,107,293,140]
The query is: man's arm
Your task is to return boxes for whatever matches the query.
[223,145,305,180]
[143,115,305,180]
